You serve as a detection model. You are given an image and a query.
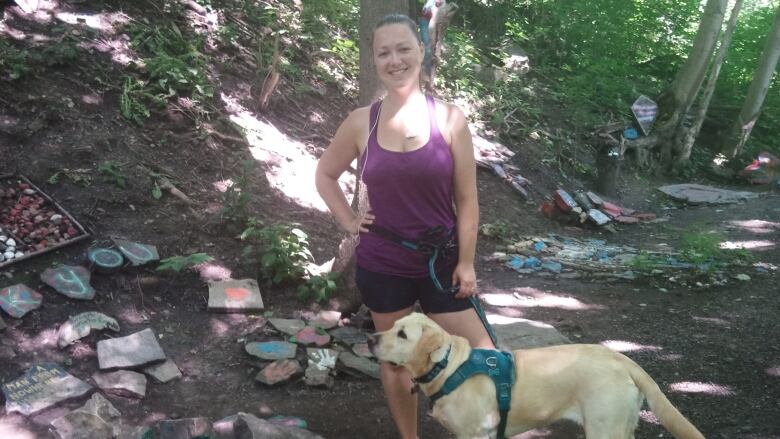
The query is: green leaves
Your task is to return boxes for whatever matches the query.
[241,222,313,285]
[157,253,214,273]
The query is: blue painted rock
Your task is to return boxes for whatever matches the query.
[0,284,43,318]
[245,341,297,360]
[87,247,125,273]
[40,265,96,300]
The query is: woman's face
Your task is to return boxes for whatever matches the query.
[373,23,424,89]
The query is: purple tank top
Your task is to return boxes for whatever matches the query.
[356,95,457,277]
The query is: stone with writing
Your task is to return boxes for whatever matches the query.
[255,359,302,385]
[57,312,120,349]
[293,326,331,347]
[268,318,306,336]
[143,359,182,383]
[338,351,380,379]
[41,265,96,300]
[158,417,212,439]
[97,328,166,370]
[245,341,296,361]
[112,238,160,266]
[92,370,147,398]
[2,363,92,415]
[208,278,264,313]
[0,284,43,318]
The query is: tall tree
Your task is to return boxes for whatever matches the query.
[675,0,745,167]
[625,0,727,169]
[332,0,412,311]
[720,5,780,157]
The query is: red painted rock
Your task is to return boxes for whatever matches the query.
[255,359,302,385]
[293,327,331,347]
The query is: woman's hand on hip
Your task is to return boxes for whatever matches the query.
[452,262,477,299]
[345,212,374,235]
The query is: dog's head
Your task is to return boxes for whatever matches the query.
[369,313,450,377]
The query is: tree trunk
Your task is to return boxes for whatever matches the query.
[424,2,458,94]
[332,0,412,312]
[636,0,727,169]
[674,0,744,168]
[720,5,780,158]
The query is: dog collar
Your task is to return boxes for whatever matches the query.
[414,344,452,384]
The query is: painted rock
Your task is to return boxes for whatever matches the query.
[207,278,264,313]
[255,359,302,385]
[245,341,297,361]
[0,284,43,318]
[292,326,331,347]
[87,247,125,273]
[57,312,120,349]
[112,239,159,266]
[41,265,96,300]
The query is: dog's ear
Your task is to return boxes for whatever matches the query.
[419,325,446,360]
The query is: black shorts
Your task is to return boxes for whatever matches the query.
[355,264,473,314]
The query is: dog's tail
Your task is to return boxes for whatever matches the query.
[622,355,706,439]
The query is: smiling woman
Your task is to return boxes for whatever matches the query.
[315,13,496,439]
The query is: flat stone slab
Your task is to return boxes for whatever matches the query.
[92,370,147,398]
[329,326,367,345]
[233,412,324,439]
[658,184,759,204]
[97,328,166,370]
[304,365,333,388]
[143,359,182,383]
[0,283,42,318]
[41,265,96,300]
[78,392,121,421]
[116,425,155,439]
[245,341,297,360]
[307,310,341,329]
[492,318,570,351]
[255,359,302,385]
[51,410,113,439]
[268,318,305,336]
[208,278,264,313]
[158,417,212,439]
[292,327,330,346]
[351,343,374,358]
[57,312,120,348]
[338,352,380,379]
[307,348,338,371]
[2,363,92,415]
[112,238,160,266]
[268,415,308,429]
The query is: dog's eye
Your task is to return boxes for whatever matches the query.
[398,329,407,339]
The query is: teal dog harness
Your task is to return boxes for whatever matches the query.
[422,348,515,438]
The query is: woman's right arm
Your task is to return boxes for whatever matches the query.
[315,108,371,234]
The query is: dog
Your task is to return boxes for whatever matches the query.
[369,313,705,439]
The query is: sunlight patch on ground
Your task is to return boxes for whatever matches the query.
[81,37,135,65]
[510,287,604,311]
[195,262,233,282]
[719,239,775,250]
[766,366,780,377]
[729,219,780,234]
[487,314,554,328]
[600,340,662,352]
[512,428,554,438]
[0,416,35,439]
[117,308,150,325]
[657,353,684,361]
[209,318,231,336]
[54,11,129,31]
[229,109,352,211]
[669,381,735,396]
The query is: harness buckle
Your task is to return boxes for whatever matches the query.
[486,356,498,368]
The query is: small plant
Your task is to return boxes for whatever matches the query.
[98,162,128,188]
[120,76,152,125]
[630,251,665,273]
[157,253,214,272]
[40,42,79,67]
[298,272,340,303]
[679,228,723,266]
[221,161,254,224]
[241,221,312,285]
[479,220,518,243]
[48,168,93,186]
[0,39,30,80]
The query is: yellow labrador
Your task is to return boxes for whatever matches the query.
[370,313,705,439]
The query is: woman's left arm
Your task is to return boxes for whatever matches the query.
[445,103,479,299]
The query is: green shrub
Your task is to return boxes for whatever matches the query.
[241,222,312,284]
[298,272,340,303]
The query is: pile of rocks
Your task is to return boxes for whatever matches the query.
[541,189,656,227]
[0,178,84,265]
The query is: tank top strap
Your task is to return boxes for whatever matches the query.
[368,100,383,146]
[426,94,444,140]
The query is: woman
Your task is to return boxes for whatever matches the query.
[315,14,494,439]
